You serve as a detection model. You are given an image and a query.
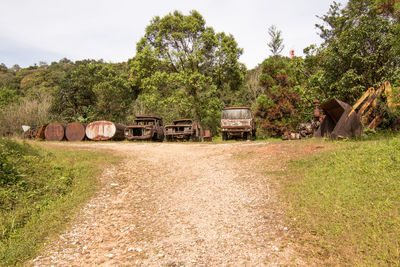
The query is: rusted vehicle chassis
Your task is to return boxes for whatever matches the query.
[125,126,159,141]
[165,119,202,141]
[124,116,164,141]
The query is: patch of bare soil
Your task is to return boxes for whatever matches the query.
[30,141,315,266]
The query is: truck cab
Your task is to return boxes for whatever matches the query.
[221,107,256,140]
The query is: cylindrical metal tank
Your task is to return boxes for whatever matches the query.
[44,122,65,141]
[65,122,87,141]
[85,121,126,141]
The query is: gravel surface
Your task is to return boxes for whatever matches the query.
[30,142,302,266]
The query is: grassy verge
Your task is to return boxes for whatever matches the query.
[0,139,120,265]
[282,135,400,265]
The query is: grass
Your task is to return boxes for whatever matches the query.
[0,139,120,265]
[282,134,400,265]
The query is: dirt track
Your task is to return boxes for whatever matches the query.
[31,142,304,266]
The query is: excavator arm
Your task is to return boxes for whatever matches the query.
[355,82,398,129]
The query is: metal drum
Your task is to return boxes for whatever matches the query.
[65,122,87,141]
[86,121,126,141]
[44,122,65,141]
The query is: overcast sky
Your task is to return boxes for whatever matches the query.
[0,0,348,69]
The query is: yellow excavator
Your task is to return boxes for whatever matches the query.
[348,81,399,130]
[316,81,399,139]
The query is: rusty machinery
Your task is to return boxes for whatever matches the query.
[316,81,399,139]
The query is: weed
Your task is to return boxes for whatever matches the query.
[0,138,120,265]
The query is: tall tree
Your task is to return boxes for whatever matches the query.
[267,25,284,56]
[51,61,132,122]
[306,0,400,104]
[130,10,246,132]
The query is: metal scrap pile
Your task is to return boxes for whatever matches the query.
[282,123,314,140]
[315,81,399,140]
[282,100,322,140]
[22,125,47,140]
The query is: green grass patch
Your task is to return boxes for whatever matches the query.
[283,135,400,265]
[0,139,120,265]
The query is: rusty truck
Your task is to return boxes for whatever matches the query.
[221,107,256,140]
[165,119,202,142]
[124,116,164,141]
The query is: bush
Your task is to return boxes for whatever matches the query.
[0,93,52,136]
[255,56,304,137]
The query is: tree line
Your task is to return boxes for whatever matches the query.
[1,0,399,137]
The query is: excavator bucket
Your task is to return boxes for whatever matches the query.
[315,99,363,139]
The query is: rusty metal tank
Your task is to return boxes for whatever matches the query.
[44,122,65,141]
[85,120,126,141]
[65,122,87,141]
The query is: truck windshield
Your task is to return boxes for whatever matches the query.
[135,120,155,125]
[222,109,251,119]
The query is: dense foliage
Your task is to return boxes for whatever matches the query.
[305,0,400,104]
[129,10,246,133]
[255,56,308,136]
[51,60,131,122]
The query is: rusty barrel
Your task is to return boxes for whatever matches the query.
[86,120,126,141]
[44,122,65,141]
[66,122,87,141]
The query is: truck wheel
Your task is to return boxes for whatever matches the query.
[222,132,227,141]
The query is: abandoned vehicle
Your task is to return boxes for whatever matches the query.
[221,107,256,140]
[165,119,203,141]
[124,116,164,141]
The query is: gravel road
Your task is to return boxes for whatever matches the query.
[31,142,302,266]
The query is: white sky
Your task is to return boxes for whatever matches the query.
[0,0,348,69]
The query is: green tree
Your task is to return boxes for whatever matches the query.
[307,0,400,104]
[51,61,132,122]
[255,56,307,136]
[92,66,132,121]
[267,25,284,56]
[129,10,246,133]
